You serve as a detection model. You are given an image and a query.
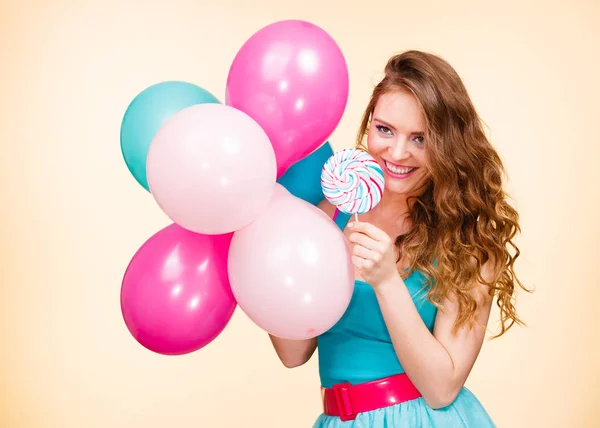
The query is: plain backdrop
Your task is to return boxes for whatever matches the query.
[1,0,599,427]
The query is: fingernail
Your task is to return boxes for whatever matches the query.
[348,222,354,228]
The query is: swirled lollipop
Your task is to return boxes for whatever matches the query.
[320,148,384,219]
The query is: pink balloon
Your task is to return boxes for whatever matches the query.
[227,184,354,340]
[146,103,277,235]
[226,20,349,178]
[121,224,236,355]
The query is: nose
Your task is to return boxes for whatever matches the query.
[388,138,410,161]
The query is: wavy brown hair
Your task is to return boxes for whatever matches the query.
[357,50,530,338]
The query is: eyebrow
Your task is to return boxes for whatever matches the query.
[372,117,424,134]
[372,117,396,130]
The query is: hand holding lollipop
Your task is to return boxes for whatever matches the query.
[322,148,398,287]
[320,148,385,222]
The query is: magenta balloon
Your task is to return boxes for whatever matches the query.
[227,184,354,340]
[121,224,236,355]
[226,20,349,178]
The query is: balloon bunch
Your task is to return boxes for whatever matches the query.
[119,20,355,356]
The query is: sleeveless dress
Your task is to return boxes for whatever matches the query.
[312,210,496,427]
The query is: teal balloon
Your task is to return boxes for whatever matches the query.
[120,81,220,191]
[277,142,334,206]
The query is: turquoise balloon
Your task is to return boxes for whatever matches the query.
[277,142,334,206]
[120,81,220,191]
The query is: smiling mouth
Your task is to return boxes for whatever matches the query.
[384,160,416,176]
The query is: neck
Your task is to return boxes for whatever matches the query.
[365,184,429,233]
[372,179,432,221]
[365,192,412,230]
[374,192,410,217]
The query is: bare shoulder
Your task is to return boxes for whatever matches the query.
[317,199,337,220]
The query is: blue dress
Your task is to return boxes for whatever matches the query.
[313,211,495,427]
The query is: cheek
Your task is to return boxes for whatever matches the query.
[366,133,387,153]
[415,157,432,183]
[413,149,428,168]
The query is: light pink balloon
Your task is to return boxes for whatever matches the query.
[146,104,277,235]
[227,184,354,340]
[226,20,349,178]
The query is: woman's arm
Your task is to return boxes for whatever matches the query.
[374,268,493,409]
[269,335,318,368]
[267,199,338,368]
[347,220,494,409]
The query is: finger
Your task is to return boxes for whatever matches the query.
[348,231,383,253]
[352,243,383,263]
[352,255,374,270]
[348,221,391,244]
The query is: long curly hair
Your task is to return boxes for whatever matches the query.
[357,50,530,338]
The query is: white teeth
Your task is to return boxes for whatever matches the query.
[385,161,415,175]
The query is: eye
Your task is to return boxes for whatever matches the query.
[412,135,425,146]
[375,125,393,136]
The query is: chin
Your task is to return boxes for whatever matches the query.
[384,182,416,196]
[382,172,429,197]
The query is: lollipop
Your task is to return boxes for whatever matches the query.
[321,148,384,221]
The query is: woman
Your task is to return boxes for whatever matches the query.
[269,50,528,427]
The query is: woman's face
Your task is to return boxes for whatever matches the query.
[366,90,431,196]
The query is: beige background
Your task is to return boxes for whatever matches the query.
[1,0,599,427]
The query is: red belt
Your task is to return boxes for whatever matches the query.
[321,373,421,421]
